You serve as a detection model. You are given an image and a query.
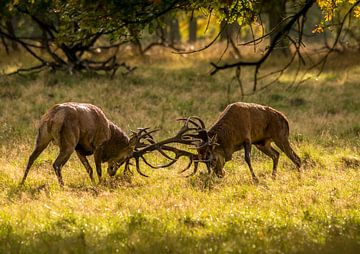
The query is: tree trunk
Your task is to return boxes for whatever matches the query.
[268,0,290,56]
[168,18,180,44]
[1,35,10,54]
[5,17,19,51]
[189,17,197,43]
[220,21,240,41]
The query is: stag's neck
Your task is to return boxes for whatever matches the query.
[108,123,129,146]
[101,122,129,161]
[208,116,236,161]
[208,115,232,145]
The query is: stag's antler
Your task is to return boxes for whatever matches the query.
[125,116,208,177]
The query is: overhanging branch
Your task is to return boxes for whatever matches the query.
[210,0,315,91]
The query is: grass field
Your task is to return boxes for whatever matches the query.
[0,50,360,254]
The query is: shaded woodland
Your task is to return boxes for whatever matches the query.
[1,0,360,93]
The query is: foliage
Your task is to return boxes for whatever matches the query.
[0,0,185,73]
[0,0,257,74]
[1,0,360,84]
[315,0,360,32]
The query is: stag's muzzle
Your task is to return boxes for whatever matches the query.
[107,161,126,176]
[107,165,118,176]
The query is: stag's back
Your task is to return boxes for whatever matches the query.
[39,102,112,147]
[209,102,290,146]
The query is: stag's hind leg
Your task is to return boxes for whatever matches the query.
[274,137,301,171]
[255,140,280,179]
[52,124,78,186]
[53,145,75,186]
[20,128,52,186]
[244,141,259,184]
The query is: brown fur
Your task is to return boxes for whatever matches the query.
[20,102,135,186]
[199,102,301,182]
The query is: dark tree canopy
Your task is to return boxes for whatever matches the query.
[0,0,359,86]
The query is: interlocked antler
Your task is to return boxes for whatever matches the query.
[125,116,208,177]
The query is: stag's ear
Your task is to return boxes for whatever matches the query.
[211,134,218,144]
[209,134,219,150]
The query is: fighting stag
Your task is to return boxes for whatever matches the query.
[20,102,162,186]
[167,102,302,183]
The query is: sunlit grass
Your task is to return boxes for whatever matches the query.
[0,52,360,253]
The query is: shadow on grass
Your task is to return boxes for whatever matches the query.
[6,173,145,200]
[1,216,359,254]
[6,182,51,201]
[186,171,225,191]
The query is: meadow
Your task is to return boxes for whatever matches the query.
[0,49,359,254]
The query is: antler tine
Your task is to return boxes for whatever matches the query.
[137,127,150,131]
[177,116,205,130]
[189,116,206,129]
[160,145,196,158]
[139,154,178,169]
[135,141,149,149]
[175,122,198,135]
[134,157,149,177]
[185,161,199,178]
[196,134,219,149]
[131,128,146,135]
[130,127,159,142]
[136,127,154,137]
[175,116,209,147]
[137,128,159,140]
[144,145,195,167]
[176,156,200,177]
[123,159,134,176]
[155,147,179,161]
[178,156,194,173]
[134,132,180,162]
[157,146,203,177]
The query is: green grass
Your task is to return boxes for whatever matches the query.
[0,51,360,253]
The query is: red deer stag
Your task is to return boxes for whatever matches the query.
[20,102,164,187]
[166,102,302,183]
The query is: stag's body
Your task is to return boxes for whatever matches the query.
[21,102,133,186]
[200,102,301,182]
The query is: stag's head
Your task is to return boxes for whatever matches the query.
[107,128,158,177]
[106,135,136,176]
[172,117,226,178]
[196,133,226,178]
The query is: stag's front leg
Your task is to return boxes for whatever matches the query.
[94,150,103,184]
[76,151,95,184]
[244,141,259,184]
